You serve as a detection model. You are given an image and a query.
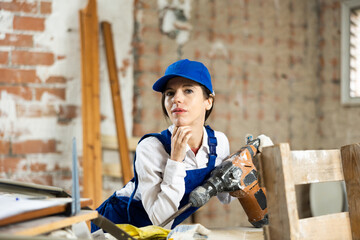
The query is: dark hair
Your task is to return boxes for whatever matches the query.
[161,84,214,122]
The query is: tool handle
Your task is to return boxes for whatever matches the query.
[237,186,268,228]
[159,202,192,228]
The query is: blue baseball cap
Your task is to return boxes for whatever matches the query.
[152,59,214,94]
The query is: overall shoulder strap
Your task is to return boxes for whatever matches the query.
[131,130,171,183]
[205,125,217,169]
[127,130,171,222]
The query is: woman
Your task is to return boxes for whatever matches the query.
[92,59,251,231]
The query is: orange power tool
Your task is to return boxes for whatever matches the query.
[159,138,268,228]
[228,138,268,227]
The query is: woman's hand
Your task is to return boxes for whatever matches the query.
[257,134,274,152]
[170,126,192,162]
[245,134,274,152]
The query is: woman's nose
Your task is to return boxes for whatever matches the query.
[173,90,183,103]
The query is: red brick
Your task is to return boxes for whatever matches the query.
[12,139,57,154]
[120,58,131,77]
[46,76,66,83]
[257,109,264,120]
[58,105,78,119]
[0,0,38,13]
[57,55,66,60]
[16,175,53,186]
[12,51,54,66]
[0,51,8,64]
[16,104,57,118]
[0,140,10,154]
[30,162,47,172]
[133,122,145,137]
[35,88,66,100]
[0,33,33,47]
[13,16,45,31]
[54,163,70,172]
[40,1,52,14]
[0,68,38,83]
[0,157,26,173]
[136,57,161,73]
[0,86,32,100]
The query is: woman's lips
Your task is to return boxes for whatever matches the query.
[171,108,187,114]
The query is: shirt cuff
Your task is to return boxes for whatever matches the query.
[163,158,186,184]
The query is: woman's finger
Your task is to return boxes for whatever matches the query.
[179,128,191,144]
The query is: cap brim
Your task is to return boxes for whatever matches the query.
[152,74,206,92]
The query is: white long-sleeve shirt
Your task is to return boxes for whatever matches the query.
[116,125,233,228]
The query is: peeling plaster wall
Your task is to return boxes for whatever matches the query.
[99,0,134,138]
[0,0,134,193]
[1,0,360,228]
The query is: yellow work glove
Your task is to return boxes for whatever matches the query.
[116,224,170,240]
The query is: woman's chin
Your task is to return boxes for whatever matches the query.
[173,120,188,127]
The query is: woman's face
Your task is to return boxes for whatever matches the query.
[164,77,213,127]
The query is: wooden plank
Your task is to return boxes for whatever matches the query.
[79,0,102,209]
[0,179,69,198]
[260,144,299,240]
[298,212,352,240]
[101,21,133,184]
[208,227,263,240]
[101,135,140,152]
[0,198,92,227]
[341,143,360,240]
[0,210,98,236]
[291,149,344,185]
[103,163,122,178]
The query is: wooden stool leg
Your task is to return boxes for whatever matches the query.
[261,144,299,240]
[341,143,360,240]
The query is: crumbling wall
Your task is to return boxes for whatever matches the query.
[0,0,134,195]
[1,0,359,228]
[132,0,360,227]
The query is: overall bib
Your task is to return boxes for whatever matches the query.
[91,126,217,232]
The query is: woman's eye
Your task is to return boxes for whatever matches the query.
[185,89,193,94]
[165,91,174,96]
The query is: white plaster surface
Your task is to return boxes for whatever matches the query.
[0,1,135,189]
[98,0,134,138]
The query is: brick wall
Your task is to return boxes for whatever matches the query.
[0,0,134,196]
[1,0,359,229]
[314,0,360,149]
[0,0,73,187]
[132,0,360,227]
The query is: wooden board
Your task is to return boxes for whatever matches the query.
[101,135,140,152]
[79,0,102,209]
[208,227,263,240]
[0,198,92,227]
[101,135,140,178]
[0,210,98,236]
[291,149,344,184]
[298,212,351,240]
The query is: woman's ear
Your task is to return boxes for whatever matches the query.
[205,97,213,110]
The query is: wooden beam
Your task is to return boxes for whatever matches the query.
[79,0,102,209]
[260,144,299,239]
[101,21,133,184]
[0,210,98,236]
[0,198,92,227]
[341,143,360,240]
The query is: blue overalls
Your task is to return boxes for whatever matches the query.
[91,125,217,232]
